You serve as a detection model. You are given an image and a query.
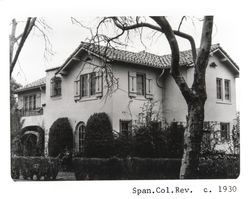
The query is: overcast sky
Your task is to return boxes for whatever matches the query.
[11,16,241,84]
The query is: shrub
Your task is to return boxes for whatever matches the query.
[118,122,184,158]
[114,133,132,158]
[11,156,59,180]
[199,154,240,179]
[73,157,125,180]
[73,157,182,180]
[48,118,73,157]
[165,122,184,158]
[131,125,155,157]
[84,113,114,158]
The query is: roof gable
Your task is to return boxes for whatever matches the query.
[56,42,239,76]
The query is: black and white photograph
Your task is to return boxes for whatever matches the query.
[10,15,240,181]
[1,0,249,198]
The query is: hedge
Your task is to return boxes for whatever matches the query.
[11,156,59,180]
[73,154,240,180]
[73,157,181,180]
[198,154,240,179]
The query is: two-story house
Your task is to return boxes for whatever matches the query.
[15,42,239,154]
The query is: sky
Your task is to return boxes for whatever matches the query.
[10,16,241,110]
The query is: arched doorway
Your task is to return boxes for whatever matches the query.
[19,126,45,156]
[75,122,86,153]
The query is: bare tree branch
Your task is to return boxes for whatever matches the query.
[173,30,197,63]
[178,16,186,31]
[10,17,37,77]
[150,16,193,102]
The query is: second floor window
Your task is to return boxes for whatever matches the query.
[51,77,62,97]
[24,95,36,111]
[224,79,231,100]
[80,72,96,97]
[136,73,145,96]
[216,78,223,100]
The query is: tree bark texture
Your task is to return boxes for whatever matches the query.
[179,16,213,179]
[179,100,205,179]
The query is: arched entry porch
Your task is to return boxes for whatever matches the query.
[19,126,45,156]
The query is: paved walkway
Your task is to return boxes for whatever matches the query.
[14,172,76,181]
[56,172,76,180]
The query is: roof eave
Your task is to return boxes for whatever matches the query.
[15,84,46,94]
[211,48,239,76]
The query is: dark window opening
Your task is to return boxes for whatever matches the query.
[80,74,88,97]
[51,77,62,97]
[216,78,222,100]
[220,122,229,140]
[224,79,231,100]
[120,120,132,137]
[137,73,145,96]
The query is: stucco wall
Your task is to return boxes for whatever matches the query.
[111,62,164,131]
[18,53,238,154]
[163,55,238,128]
[44,59,164,131]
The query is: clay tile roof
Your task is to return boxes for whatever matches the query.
[15,77,46,93]
[17,43,238,93]
[80,42,222,69]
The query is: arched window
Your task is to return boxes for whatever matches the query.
[75,122,85,152]
[50,76,62,97]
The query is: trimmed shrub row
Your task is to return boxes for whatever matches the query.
[11,156,59,180]
[73,154,240,180]
[198,154,240,179]
[73,157,182,180]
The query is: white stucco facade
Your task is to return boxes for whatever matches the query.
[15,44,239,154]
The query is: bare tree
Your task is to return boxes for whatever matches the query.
[79,16,213,178]
[9,17,53,77]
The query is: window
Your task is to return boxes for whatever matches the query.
[220,122,229,140]
[80,74,88,97]
[78,123,85,152]
[51,77,62,97]
[128,72,153,99]
[90,73,96,96]
[216,78,223,100]
[136,73,145,96]
[120,120,132,137]
[224,79,231,100]
[80,72,96,97]
[24,95,36,110]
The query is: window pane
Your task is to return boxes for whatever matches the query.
[33,95,36,110]
[137,74,145,95]
[29,96,32,110]
[24,96,28,111]
[81,74,88,97]
[78,124,85,152]
[216,78,222,100]
[225,80,230,100]
[220,123,229,140]
[51,77,61,97]
[90,73,96,95]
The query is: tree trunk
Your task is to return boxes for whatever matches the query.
[179,99,205,179]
